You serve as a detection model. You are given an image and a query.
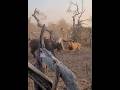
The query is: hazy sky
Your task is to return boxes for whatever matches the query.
[28,0,92,26]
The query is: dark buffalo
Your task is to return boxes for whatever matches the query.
[29,38,64,58]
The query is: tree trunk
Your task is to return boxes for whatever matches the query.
[28,62,53,90]
[35,48,80,90]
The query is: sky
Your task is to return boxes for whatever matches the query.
[28,0,92,27]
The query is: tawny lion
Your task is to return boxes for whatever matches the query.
[68,41,81,50]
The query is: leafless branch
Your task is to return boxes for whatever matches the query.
[80,19,89,22]
[78,9,86,20]
[32,8,43,27]
[40,24,46,48]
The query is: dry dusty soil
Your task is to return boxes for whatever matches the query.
[28,47,92,90]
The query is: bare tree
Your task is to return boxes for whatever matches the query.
[67,1,89,31]
[67,1,91,42]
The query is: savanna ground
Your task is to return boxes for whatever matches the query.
[28,44,92,90]
[28,14,92,90]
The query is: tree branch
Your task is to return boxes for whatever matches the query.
[80,19,89,22]
[28,62,53,89]
[35,48,80,90]
[32,8,43,27]
[78,9,86,20]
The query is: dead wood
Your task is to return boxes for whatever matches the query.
[35,48,80,90]
[28,62,53,90]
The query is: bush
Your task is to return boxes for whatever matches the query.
[71,27,92,48]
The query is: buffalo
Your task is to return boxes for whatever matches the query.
[29,37,64,58]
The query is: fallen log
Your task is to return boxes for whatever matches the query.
[35,48,80,90]
[28,62,53,90]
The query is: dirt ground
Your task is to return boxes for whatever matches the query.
[28,46,92,90]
